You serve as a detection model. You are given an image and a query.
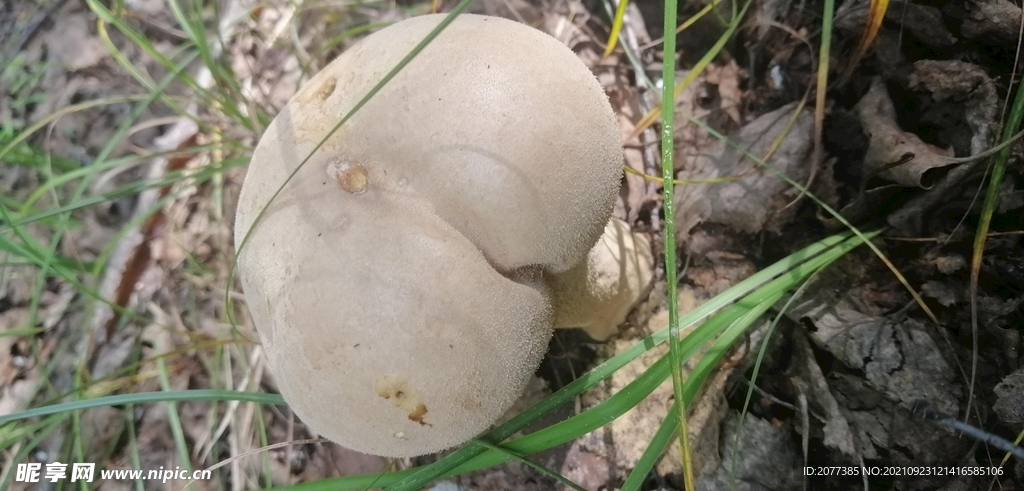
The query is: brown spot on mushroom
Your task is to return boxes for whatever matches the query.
[458,394,483,411]
[327,160,368,194]
[374,377,431,425]
[316,76,337,100]
[408,403,429,425]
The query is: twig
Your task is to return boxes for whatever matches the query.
[911,400,1024,459]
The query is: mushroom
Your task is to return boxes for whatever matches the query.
[550,217,654,341]
[234,14,623,457]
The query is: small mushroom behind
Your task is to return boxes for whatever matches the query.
[550,217,655,341]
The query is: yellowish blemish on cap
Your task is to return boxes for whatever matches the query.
[375,376,431,426]
[327,160,368,194]
[316,76,337,100]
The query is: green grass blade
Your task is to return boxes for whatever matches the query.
[88,0,258,131]
[0,95,150,163]
[608,288,790,491]
[0,415,63,488]
[469,439,586,491]
[166,0,250,125]
[229,0,479,318]
[604,0,630,57]
[278,233,874,491]
[383,232,853,489]
[157,358,197,491]
[811,0,835,201]
[6,158,247,230]
[0,390,285,426]
[657,0,696,480]
[0,414,61,450]
[729,272,817,487]
[12,42,193,355]
[968,59,1024,417]
[314,22,394,61]
[633,0,752,136]
[620,399,678,491]
[684,114,937,324]
[18,143,223,213]
[622,233,870,490]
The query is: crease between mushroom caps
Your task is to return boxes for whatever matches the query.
[234,13,624,457]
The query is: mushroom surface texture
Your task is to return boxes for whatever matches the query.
[234,13,623,457]
[550,217,655,341]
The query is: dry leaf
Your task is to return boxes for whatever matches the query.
[856,77,955,188]
[696,413,801,490]
[944,0,1022,47]
[921,280,964,307]
[886,1,956,47]
[783,258,962,416]
[675,102,816,241]
[791,333,859,458]
[908,59,998,157]
[45,13,108,70]
[610,82,654,223]
[993,368,1024,425]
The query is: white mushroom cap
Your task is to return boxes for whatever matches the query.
[550,217,655,341]
[235,14,622,457]
[271,13,621,274]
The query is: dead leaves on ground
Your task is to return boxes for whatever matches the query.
[857,77,955,188]
[674,101,816,241]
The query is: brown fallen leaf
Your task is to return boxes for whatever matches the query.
[559,442,612,491]
[908,59,998,158]
[674,61,746,165]
[674,102,816,241]
[993,368,1024,425]
[888,1,957,47]
[944,0,1022,47]
[608,70,654,223]
[93,133,198,345]
[783,255,963,416]
[790,332,859,458]
[921,280,965,307]
[856,77,955,188]
[44,11,109,70]
[842,62,995,235]
[695,412,801,490]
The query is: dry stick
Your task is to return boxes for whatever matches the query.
[886,231,1024,242]
[912,400,1024,460]
[754,19,816,212]
[100,135,199,338]
[796,387,809,491]
[621,5,663,229]
[940,127,1024,165]
[178,438,328,491]
[886,113,1022,238]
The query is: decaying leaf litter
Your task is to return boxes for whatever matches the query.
[1,0,1023,489]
